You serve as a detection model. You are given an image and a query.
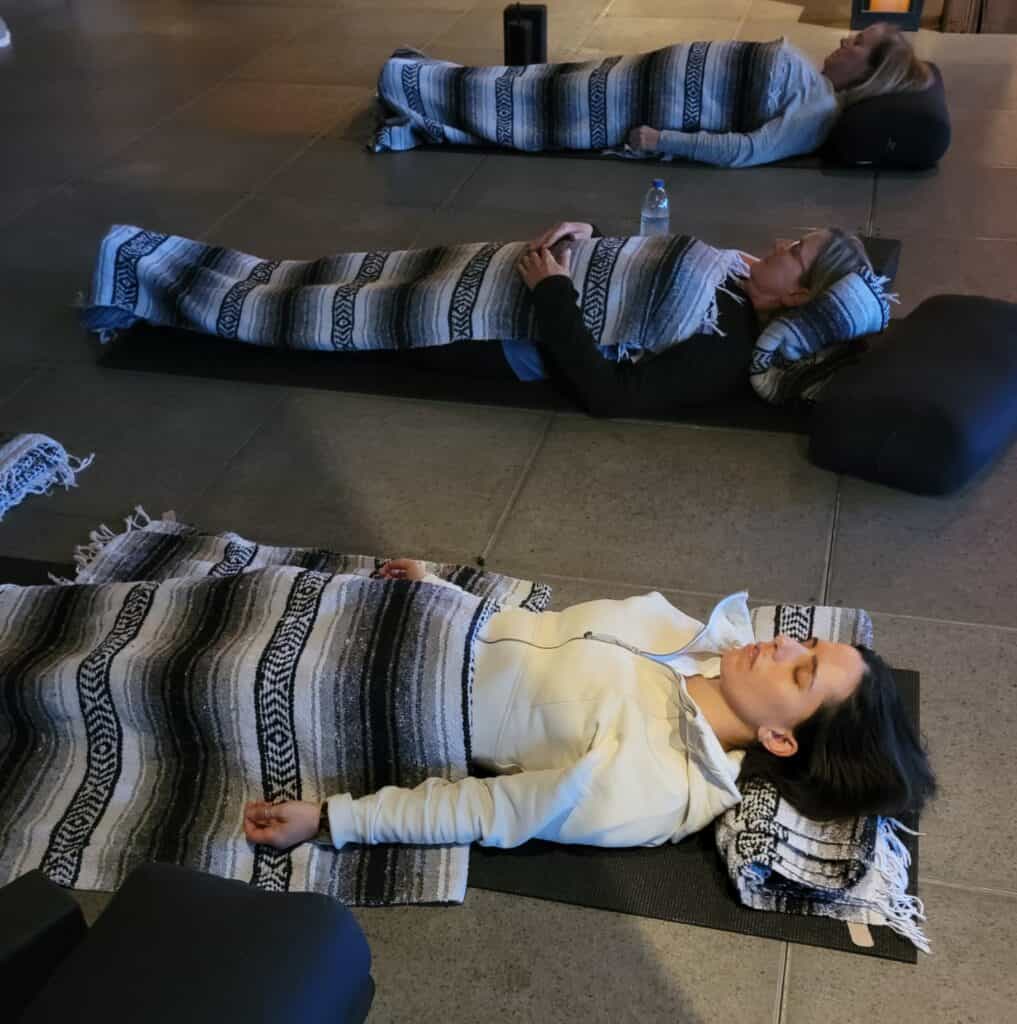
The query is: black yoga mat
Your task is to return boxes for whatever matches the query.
[97,326,811,433]
[470,667,921,963]
[93,237,900,434]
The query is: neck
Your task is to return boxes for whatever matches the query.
[684,674,757,751]
[741,276,779,316]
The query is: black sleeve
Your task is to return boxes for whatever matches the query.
[531,277,758,418]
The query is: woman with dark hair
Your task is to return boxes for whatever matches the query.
[373,24,933,166]
[245,576,935,851]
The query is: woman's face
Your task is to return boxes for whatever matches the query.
[719,636,865,745]
[823,23,890,88]
[748,229,830,307]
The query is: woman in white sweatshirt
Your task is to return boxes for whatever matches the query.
[245,561,935,852]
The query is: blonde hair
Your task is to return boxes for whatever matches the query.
[838,27,933,108]
[802,228,873,300]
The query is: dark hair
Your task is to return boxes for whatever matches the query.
[738,645,936,821]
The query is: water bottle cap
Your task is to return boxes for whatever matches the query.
[652,179,665,188]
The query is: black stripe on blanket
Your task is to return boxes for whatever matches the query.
[682,42,711,131]
[42,582,158,887]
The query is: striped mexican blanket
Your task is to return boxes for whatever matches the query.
[68,508,551,612]
[0,567,495,905]
[83,226,748,364]
[372,41,785,152]
[0,433,93,521]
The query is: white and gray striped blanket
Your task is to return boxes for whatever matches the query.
[0,433,92,521]
[83,225,747,364]
[0,523,551,905]
[372,41,785,152]
[720,603,928,951]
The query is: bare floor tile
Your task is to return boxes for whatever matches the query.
[886,235,1017,317]
[0,367,284,520]
[582,17,743,52]
[830,448,1017,627]
[0,506,101,564]
[0,183,238,279]
[206,195,438,257]
[356,888,783,1024]
[875,163,1017,240]
[89,129,313,195]
[453,157,872,232]
[784,886,1017,1024]
[867,612,1017,892]
[939,61,1017,114]
[164,81,369,139]
[491,418,837,600]
[190,392,551,565]
[265,139,484,210]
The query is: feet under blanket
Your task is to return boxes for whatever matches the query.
[372,41,788,153]
[0,433,92,521]
[82,225,747,364]
[722,603,929,951]
[0,513,550,906]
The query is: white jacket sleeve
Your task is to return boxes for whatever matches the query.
[325,748,605,849]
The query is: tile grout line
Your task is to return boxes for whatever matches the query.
[478,413,554,563]
[6,15,333,227]
[185,389,291,507]
[772,943,791,1024]
[920,876,1017,899]
[820,477,841,605]
[866,171,879,238]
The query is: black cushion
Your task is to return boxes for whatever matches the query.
[809,295,1017,495]
[824,63,950,169]
[0,870,87,1021]
[19,863,374,1024]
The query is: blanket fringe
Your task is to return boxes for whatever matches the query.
[861,818,930,953]
[66,505,154,582]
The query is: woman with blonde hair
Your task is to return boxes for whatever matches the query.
[628,23,933,165]
[374,23,933,167]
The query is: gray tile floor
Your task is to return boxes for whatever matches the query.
[2,1,1015,1021]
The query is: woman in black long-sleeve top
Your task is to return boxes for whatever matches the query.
[405,221,871,418]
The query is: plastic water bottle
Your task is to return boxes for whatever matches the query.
[640,179,669,236]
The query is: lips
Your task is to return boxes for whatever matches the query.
[748,642,759,668]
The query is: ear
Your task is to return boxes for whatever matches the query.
[757,725,798,758]
[780,286,811,309]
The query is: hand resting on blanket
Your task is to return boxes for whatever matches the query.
[243,583,936,853]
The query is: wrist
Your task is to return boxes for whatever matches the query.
[311,800,333,847]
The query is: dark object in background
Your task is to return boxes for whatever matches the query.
[9,863,374,1024]
[851,0,925,32]
[810,295,1017,495]
[824,62,950,169]
[504,3,547,65]
[0,871,87,1021]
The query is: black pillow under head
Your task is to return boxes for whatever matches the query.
[824,63,950,170]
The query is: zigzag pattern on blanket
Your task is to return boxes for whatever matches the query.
[84,225,748,363]
[372,40,784,152]
[0,566,491,906]
[68,509,552,613]
[0,432,94,521]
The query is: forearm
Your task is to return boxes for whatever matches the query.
[657,129,758,167]
[326,762,595,849]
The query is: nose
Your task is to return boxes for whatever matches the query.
[772,634,803,660]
